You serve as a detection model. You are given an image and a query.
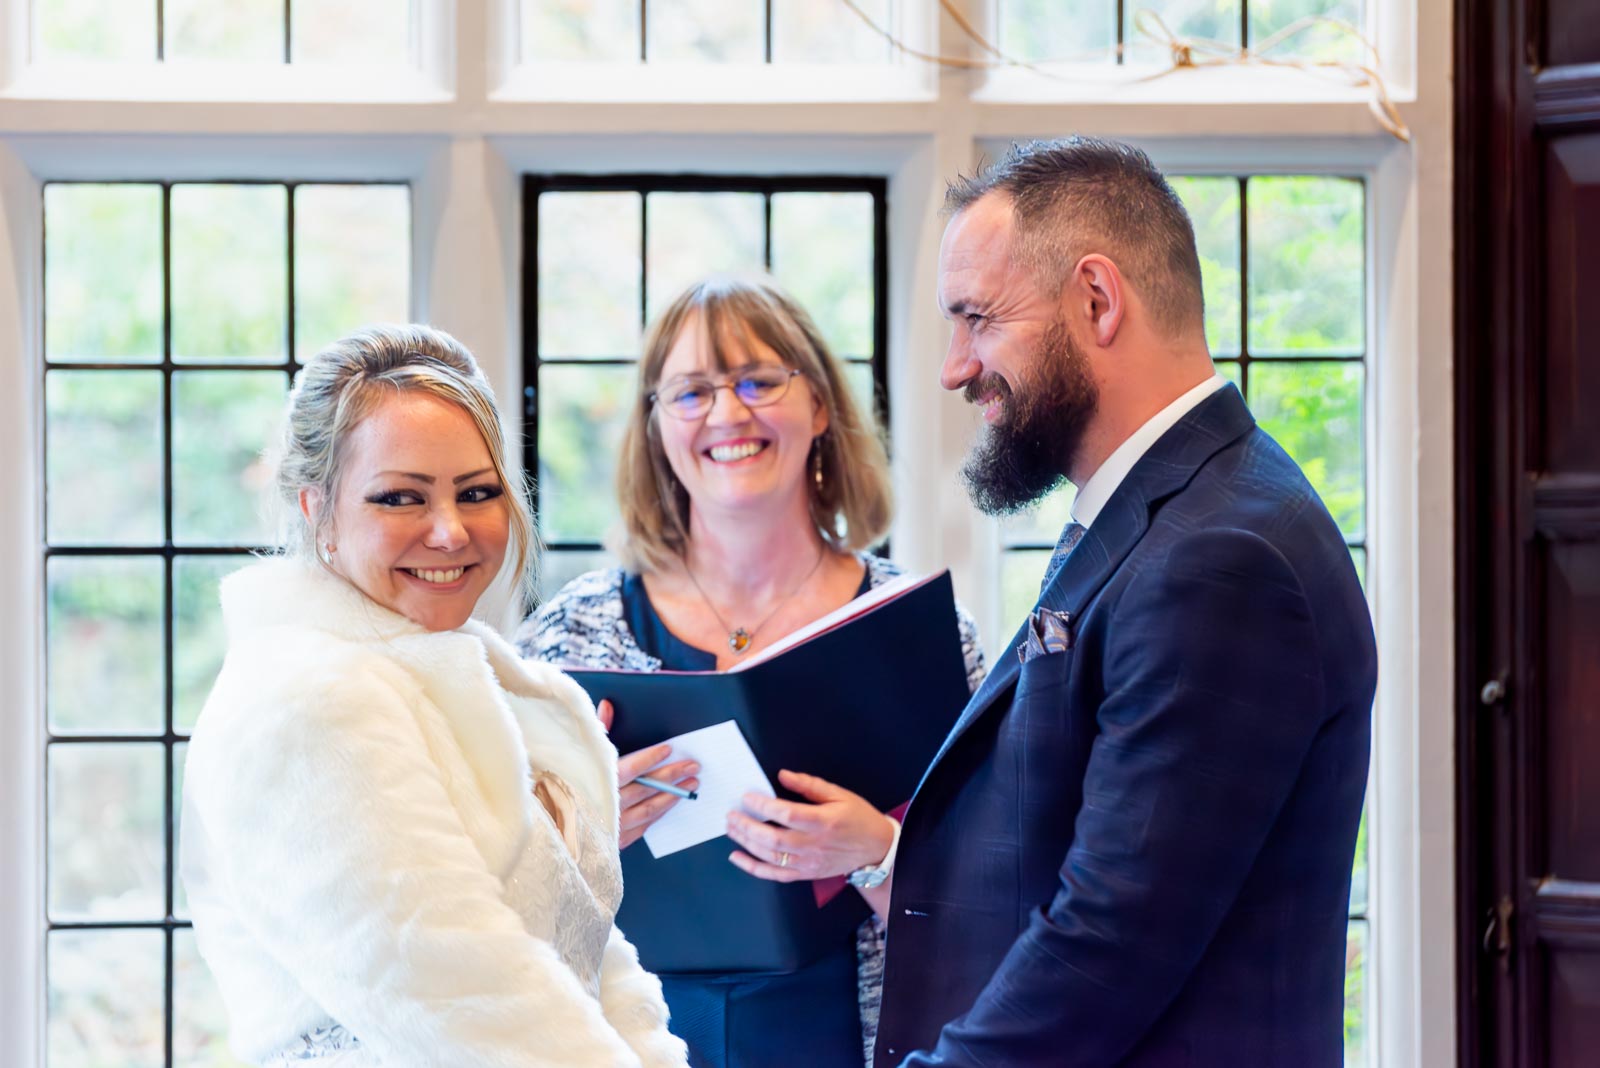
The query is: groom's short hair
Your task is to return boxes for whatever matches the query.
[945,136,1206,340]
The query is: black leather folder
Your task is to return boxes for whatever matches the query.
[567,570,971,974]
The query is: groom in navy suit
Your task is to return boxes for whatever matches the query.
[873,138,1376,1066]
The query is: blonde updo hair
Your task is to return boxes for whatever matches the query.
[615,276,893,573]
[272,324,535,602]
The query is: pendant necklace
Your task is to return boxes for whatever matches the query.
[686,545,828,655]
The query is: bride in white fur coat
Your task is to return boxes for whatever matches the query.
[180,325,688,1068]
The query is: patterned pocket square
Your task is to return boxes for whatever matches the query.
[1018,607,1074,663]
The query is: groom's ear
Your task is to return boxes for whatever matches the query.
[1068,253,1127,349]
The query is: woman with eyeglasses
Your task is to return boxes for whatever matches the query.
[516,276,985,1068]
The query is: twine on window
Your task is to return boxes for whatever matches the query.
[838,0,1410,143]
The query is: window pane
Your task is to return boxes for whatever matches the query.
[536,548,617,604]
[173,927,248,1067]
[46,370,164,545]
[998,0,1115,65]
[1249,361,1365,537]
[294,185,411,360]
[165,0,282,63]
[1169,177,1241,356]
[771,0,890,62]
[36,0,156,62]
[1345,919,1369,1067]
[1003,480,1073,547]
[48,742,166,921]
[1250,0,1365,62]
[1216,359,1243,390]
[647,0,762,63]
[47,928,165,1068]
[175,556,251,734]
[539,192,643,359]
[523,0,639,63]
[45,184,163,364]
[842,360,878,428]
[172,371,287,545]
[1349,803,1368,914]
[1351,545,1366,590]
[172,184,288,364]
[771,192,874,358]
[47,555,165,735]
[1248,177,1364,355]
[173,741,189,917]
[538,364,634,543]
[1124,0,1242,65]
[645,192,764,322]
[291,0,413,64]
[1001,549,1052,635]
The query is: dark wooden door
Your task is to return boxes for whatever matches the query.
[1456,0,1600,1063]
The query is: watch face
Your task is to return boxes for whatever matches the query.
[849,867,888,889]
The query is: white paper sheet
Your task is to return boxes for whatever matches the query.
[641,720,775,859]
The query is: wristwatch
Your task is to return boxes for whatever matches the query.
[847,817,902,889]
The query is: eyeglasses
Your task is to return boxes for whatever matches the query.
[649,366,803,421]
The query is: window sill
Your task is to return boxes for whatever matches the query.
[2,62,451,104]
[493,62,935,105]
[975,63,1413,108]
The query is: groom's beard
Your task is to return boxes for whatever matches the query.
[960,319,1098,516]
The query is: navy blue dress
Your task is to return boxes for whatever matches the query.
[619,572,869,1068]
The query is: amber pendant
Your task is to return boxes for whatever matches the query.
[729,628,753,653]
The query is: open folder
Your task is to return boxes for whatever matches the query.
[567,569,971,974]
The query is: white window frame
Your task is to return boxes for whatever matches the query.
[0,2,1455,1066]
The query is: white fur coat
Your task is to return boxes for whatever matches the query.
[180,559,687,1068]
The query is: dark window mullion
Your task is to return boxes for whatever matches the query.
[638,191,650,332]
[287,184,297,370]
[639,0,648,62]
[160,180,178,1068]
[156,0,165,61]
[762,192,773,271]
[1244,352,1368,363]
[1238,177,1250,399]
[871,187,890,428]
[47,918,193,932]
[284,0,293,64]
[764,0,774,64]
[538,357,641,367]
[544,542,608,554]
[45,544,270,557]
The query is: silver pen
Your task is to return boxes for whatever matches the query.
[634,775,698,800]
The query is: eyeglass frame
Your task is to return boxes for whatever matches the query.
[647,366,805,421]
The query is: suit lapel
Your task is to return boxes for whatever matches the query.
[913,385,1258,794]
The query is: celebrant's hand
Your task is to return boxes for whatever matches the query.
[599,699,700,850]
[725,769,894,882]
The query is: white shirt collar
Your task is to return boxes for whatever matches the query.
[1070,374,1227,528]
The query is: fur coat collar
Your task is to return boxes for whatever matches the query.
[221,557,620,849]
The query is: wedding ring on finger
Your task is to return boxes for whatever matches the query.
[779,852,791,868]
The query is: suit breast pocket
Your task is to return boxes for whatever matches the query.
[1012,645,1076,705]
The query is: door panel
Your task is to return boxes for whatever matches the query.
[1457,0,1600,1061]
[1539,541,1600,882]
[1541,136,1600,474]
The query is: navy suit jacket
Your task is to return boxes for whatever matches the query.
[875,385,1376,1068]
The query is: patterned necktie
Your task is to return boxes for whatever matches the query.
[1041,522,1088,592]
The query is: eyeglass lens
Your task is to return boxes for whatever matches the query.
[657,368,795,418]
